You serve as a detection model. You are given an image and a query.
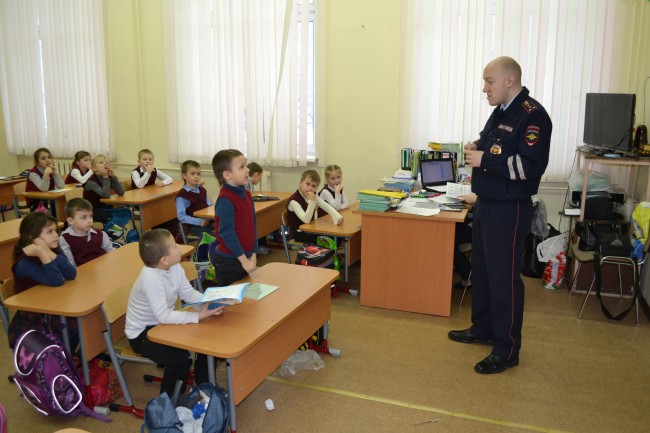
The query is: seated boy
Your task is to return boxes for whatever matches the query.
[59,198,114,267]
[245,162,270,254]
[83,154,125,224]
[125,229,225,397]
[210,149,258,286]
[132,149,173,189]
[176,160,214,238]
[287,169,343,244]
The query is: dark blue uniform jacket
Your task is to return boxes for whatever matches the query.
[472,87,552,200]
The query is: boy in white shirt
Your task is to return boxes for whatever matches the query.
[125,229,225,397]
[131,149,173,189]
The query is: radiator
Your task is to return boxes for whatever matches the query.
[260,170,272,191]
[56,160,73,175]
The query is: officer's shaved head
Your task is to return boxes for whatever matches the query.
[488,56,522,85]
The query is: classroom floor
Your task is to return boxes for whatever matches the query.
[1,245,650,433]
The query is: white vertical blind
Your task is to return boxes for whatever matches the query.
[399,0,650,181]
[0,0,109,158]
[164,0,314,166]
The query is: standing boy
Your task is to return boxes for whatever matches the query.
[176,160,214,238]
[125,229,225,397]
[210,149,258,286]
[131,149,173,189]
[59,198,114,267]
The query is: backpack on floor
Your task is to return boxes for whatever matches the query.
[295,238,338,270]
[12,328,110,422]
[104,208,139,247]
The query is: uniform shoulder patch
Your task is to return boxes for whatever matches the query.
[522,100,538,114]
[525,126,540,146]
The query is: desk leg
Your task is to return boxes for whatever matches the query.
[226,359,237,433]
[75,316,94,408]
[136,204,145,236]
[207,356,216,385]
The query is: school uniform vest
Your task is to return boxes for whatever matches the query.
[25,166,54,207]
[65,163,87,184]
[286,190,316,229]
[131,166,157,189]
[214,186,255,256]
[318,184,343,217]
[177,186,209,216]
[61,231,106,266]
[83,173,106,208]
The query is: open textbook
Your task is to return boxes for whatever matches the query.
[183,282,279,309]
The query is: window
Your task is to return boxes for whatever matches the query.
[163,0,317,167]
[0,0,110,158]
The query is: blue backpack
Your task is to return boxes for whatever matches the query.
[104,208,139,247]
[12,328,110,422]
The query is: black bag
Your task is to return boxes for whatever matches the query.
[522,224,561,278]
[575,221,599,251]
[593,253,638,321]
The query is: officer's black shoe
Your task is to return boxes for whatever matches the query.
[474,354,519,374]
[448,328,494,345]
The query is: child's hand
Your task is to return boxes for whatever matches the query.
[145,163,155,174]
[336,216,344,225]
[242,257,256,274]
[107,163,115,177]
[200,219,209,227]
[335,184,343,194]
[24,238,54,262]
[43,166,54,177]
[155,180,165,187]
[305,191,316,201]
[198,304,226,320]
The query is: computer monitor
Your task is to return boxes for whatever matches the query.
[419,158,455,189]
[583,93,636,153]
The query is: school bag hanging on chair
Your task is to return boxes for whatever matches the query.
[104,208,139,247]
[11,326,111,422]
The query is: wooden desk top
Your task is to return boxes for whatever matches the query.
[299,203,362,237]
[354,206,467,223]
[101,180,184,205]
[0,218,64,246]
[148,263,339,358]
[193,191,292,219]
[4,242,193,316]
[20,186,75,199]
[0,177,26,186]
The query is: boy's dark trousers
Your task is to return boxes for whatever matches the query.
[211,253,248,286]
[130,327,200,397]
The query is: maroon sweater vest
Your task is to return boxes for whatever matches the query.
[25,166,54,207]
[286,190,317,230]
[83,173,107,207]
[177,186,209,216]
[65,163,88,184]
[131,166,157,189]
[215,187,255,256]
[62,231,106,266]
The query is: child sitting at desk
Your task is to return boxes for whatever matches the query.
[210,149,258,286]
[125,229,225,398]
[25,147,66,213]
[176,160,214,238]
[319,164,349,211]
[131,148,173,189]
[287,169,343,244]
[59,198,114,267]
[65,150,93,185]
[83,155,125,224]
[246,161,271,254]
[8,212,77,349]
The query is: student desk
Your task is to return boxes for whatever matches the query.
[299,204,362,294]
[20,186,76,223]
[354,208,467,316]
[0,177,25,214]
[3,242,194,406]
[148,262,338,433]
[193,191,292,239]
[101,181,183,235]
[0,218,64,281]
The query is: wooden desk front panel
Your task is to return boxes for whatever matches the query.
[139,198,178,231]
[359,213,456,316]
[230,286,330,404]
[0,179,25,207]
[255,201,288,239]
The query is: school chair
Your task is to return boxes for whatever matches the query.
[457,243,472,307]
[12,182,30,218]
[280,210,302,264]
[180,260,204,293]
[0,278,15,336]
[100,282,153,418]
[177,221,201,246]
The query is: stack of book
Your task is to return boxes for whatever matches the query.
[357,189,406,212]
[381,177,414,193]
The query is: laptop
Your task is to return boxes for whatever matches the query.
[419,158,456,192]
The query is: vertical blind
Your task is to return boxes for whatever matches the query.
[0,0,109,158]
[399,0,650,181]
[163,0,315,166]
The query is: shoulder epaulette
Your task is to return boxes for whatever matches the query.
[521,99,538,114]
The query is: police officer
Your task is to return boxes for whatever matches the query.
[448,56,552,374]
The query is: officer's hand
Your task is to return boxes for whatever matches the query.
[464,141,477,151]
[464,150,484,168]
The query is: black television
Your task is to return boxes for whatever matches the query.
[583,93,636,153]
